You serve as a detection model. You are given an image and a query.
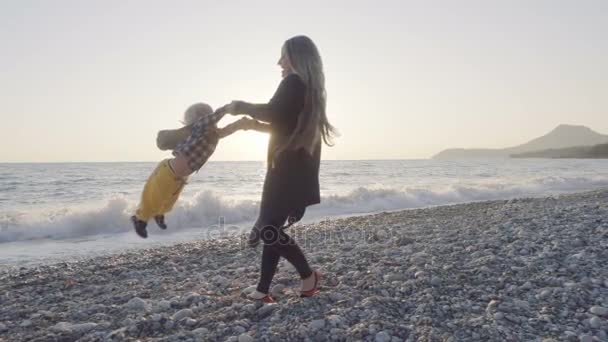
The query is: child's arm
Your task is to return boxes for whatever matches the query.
[246,119,271,133]
[157,124,194,150]
[217,118,270,139]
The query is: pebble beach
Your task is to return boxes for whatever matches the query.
[1,190,608,341]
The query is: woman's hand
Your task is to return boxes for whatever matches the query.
[217,101,242,116]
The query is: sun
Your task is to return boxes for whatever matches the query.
[249,131,269,151]
[225,130,269,160]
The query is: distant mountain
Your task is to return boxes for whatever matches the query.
[511,143,608,159]
[432,124,608,159]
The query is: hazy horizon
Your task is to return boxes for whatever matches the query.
[2,122,608,163]
[2,0,607,162]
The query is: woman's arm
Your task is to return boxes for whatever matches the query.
[227,74,307,123]
[216,117,270,139]
[231,101,275,123]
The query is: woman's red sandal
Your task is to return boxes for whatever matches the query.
[247,290,276,303]
[300,271,321,298]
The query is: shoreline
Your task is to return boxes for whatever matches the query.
[5,187,608,269]
[1,190,607,341]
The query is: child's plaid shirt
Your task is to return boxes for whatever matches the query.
[173,111,225,172]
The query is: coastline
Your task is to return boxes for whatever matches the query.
[1,190,607,341]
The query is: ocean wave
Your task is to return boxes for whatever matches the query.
[1,175,607,243]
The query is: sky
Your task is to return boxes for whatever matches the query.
[1,0,607,162]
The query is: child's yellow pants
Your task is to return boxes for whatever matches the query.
[135,159,187,221]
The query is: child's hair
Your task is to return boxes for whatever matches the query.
[182,103,214,125]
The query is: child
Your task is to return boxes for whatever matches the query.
[131,103,267,238]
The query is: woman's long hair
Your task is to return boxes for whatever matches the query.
[278,35,338,156]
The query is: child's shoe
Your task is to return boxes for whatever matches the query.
[131,215,148,238]
[154,215,168,230]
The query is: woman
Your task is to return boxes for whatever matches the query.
[224,35,337,302]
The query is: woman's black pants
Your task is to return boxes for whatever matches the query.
[255,208,313,294]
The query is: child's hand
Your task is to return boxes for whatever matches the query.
[236,117,254,130]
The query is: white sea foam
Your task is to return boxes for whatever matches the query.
[2,174,608,244]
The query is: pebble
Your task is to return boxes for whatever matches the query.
[51,321,98,334]
[183,318,197,326]
[170,296,181,306]
[51,322,73,333]
[309,319,326,330]
[106,327,127,339]
[521,281,533,290]
[125,297,149,311]
[486,300,500,312]
[242,304,256,315]
[72,323,98,333]
[590,306,608,317]
[242,286,257,295]
[192,327,209,336]
[172,308,193,322]
[238,333,254,342]
[383,273,404,282]
[38,310,55,319]
[212,275,231,287]
[156,300,172,312]
[395,236,414,246]
[579,335,593,342]
[271,284,286,296]
[327,315,344,326]
[257,304,277,317]
[589,316,601,329]
[184,292,201,305]
[375,331,392,342]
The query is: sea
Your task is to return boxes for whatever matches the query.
[1,159,608,266]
